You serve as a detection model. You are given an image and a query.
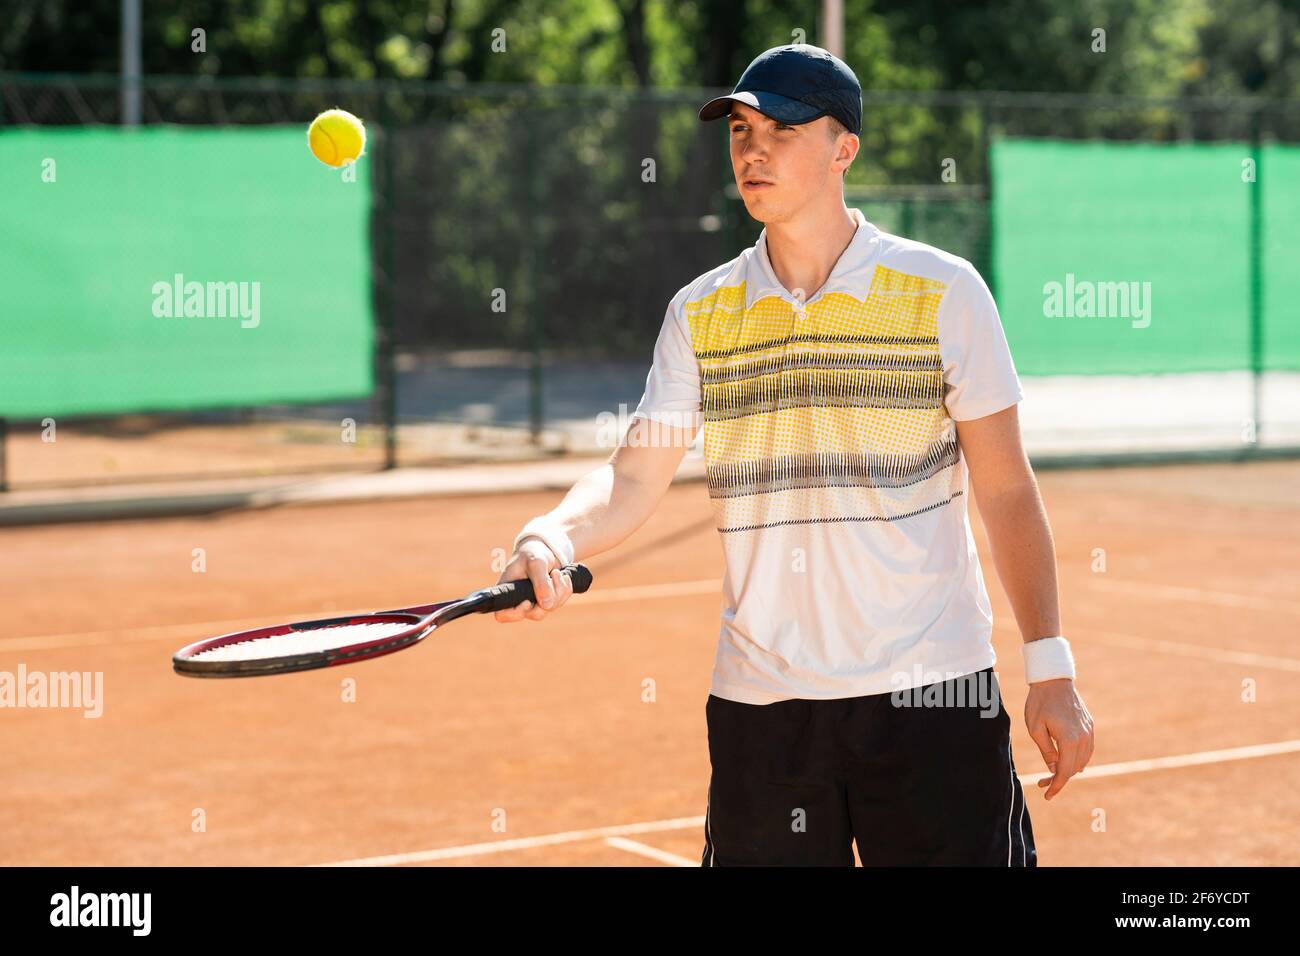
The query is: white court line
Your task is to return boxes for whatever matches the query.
[0,579,725,654]
[8,571,1296,654]
[575,579,720,604]
[603,837,697,867]
[1076,627,1300,672]
[14,574,1298,655]
[315,739,1300,867]
[993,618,1300,672]
[1086,577,1300,616]
[0,615,286,654]
[315,815,706,867]
[1017,738,1300,784]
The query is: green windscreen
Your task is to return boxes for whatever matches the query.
[1262,145,1300,372]
[0,127,372,418]
[991,139,1298,376]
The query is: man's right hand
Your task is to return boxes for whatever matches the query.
[492,537,576,623]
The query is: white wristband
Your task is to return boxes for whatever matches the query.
[512,516,575,567]
[1022,636,1075,684]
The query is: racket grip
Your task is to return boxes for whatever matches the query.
[479,563,593,612]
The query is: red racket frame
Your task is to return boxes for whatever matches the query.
[173,600,460,678]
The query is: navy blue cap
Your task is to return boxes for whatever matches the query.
[699,44,862,136]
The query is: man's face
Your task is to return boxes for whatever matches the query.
[727,102,848,222]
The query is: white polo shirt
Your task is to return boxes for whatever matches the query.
[631,208,1024,704]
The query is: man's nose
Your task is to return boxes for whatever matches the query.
[740,135,769,162]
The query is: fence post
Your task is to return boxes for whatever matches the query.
[980,102,997,299]
[525,93,544,445]
[377,90,398,470]
[121,0,141,125]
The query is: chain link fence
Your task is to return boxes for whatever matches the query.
[2,74,1299,489]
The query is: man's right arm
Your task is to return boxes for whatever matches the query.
[494,415,699,622]
[496,287,703,622]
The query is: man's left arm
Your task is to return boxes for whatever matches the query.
[956,405,1095,801]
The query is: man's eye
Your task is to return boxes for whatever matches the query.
[776,124,794,130]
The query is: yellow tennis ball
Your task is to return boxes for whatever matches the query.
[308,108,366,168]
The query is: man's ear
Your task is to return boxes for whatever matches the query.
[837,133,857,176]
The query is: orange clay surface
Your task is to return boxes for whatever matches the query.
[1,459,1297,865]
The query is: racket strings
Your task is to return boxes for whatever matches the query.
[189,620,418,663]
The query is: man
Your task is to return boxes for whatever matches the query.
[494,44,1094,866]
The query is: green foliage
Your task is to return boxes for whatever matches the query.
[3,0,1294,101]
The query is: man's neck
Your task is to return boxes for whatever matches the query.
[763,202,859,302]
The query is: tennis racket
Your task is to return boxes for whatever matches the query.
[172,564,593,679]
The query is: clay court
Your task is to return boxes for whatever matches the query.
[2,458,1298,866]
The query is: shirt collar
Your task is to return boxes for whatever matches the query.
[749,207,879,309]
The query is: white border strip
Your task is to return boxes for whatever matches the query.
[315,815,706,867]
[1087,578,1300,615]
[1018,738,1300,783]
[16,575,1300,655]
[574,579,721,604]
[1078,627,1300,671]
[0,580,725,654]
[603,837,697,867]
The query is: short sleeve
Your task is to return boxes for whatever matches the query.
[631,298,703,434]
[937,261,1024,421]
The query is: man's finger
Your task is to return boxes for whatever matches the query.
[1043,737,1082,800]
[1029,723,1058,772]
[526,555,558,609]
[1076,732,1095,774]
[549,567,574,609]
[494,602,528,623]
[1028,722,1058,793]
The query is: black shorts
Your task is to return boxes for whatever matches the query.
[701,667,1036,866]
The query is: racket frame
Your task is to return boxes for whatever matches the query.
[172,601,462,678]
[171,564,591,679]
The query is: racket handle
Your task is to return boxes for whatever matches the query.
[477,563,593,612]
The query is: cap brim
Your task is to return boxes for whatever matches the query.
[698,90,826,126]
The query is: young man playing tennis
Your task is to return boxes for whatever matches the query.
[496,44,1094,866]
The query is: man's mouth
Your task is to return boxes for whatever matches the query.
[742,177,775,191]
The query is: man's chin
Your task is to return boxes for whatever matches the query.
[741,197,778,223]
